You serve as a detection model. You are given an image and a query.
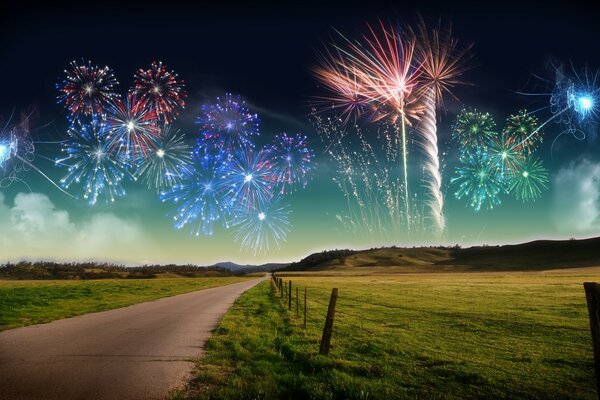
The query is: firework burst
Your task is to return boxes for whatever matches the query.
[233,194,291,255]
[269,132,315,194]
[516,62,600,150]
[504,109,542,153]
[56,60,119,116]
[133,127,192,192]
[196,93,259,150]
[487,132,524,178]
[105,94,160,159]
[131,61,187,123]
[56,118,126,205]
[160,147,233,236]
[314,21,423,231]
[451,147,506,211]
[222,147,275,213]
[509,155,549,202]
[452,109,497,149]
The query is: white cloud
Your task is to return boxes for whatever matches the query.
[553,159,600,233]
[0,192,150,263]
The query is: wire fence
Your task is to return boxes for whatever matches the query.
[270,274,597,397]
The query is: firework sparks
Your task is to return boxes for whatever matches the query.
[131,61,187,123]
[133,127,192,192]
[196,93,259,150]
[233,194,291,255]
[160,147,232,236]
[56,118,126,205]
[105,94,160,159]
[269,132,315,194]
[56,60,120,116]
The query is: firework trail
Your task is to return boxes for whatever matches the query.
[234,194,291,255]
[160,147,232,236]
[105,94,160,159]
[56,118,126,205]
[196,93,259,150]
[221,146,275,213]
[56,60,120,116]
[314,21,422,231]
[413,19,472,235]
[133,127,192,192]
[131,61,187,123]
[269,132,315,194]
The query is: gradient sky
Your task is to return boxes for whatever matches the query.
[1,0,600,265]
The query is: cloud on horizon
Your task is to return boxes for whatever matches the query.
[0,192,151,263]
[553,159,600,234]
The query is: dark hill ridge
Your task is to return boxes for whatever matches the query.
[282,237,600,272]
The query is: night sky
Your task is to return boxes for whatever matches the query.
[1,0,599,265]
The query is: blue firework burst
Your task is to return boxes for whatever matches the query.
[56,118,126,205]
[270,132,315,194]
[160,147,232,236]
[196,93,259,150]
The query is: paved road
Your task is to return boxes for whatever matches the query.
[0,277,264,400]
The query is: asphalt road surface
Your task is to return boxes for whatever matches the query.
[0,277,264,400]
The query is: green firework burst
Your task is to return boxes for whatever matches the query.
[509,155,549,202]
[452,108,497,150]
[451,147,506,211]
[504,109,542,153]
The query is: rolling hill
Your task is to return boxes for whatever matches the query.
[280,237,600,273]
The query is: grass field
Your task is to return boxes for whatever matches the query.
[175,270,599,399]
[0,277,250,331]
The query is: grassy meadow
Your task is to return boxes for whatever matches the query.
[175,269,599,399]
[0,277,251,331]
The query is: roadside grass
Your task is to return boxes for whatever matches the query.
[175,271,598,399]
[0,277,251,331]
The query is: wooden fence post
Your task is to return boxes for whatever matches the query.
[281,279,285,299]
[584,282,600,396]
[319,288,338,355]
[304,287,307,329]
[288,281,292,310]
[296,287,299,317]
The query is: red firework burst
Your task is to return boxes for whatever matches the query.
[131,61,187,123]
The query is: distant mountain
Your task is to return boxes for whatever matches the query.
[212,262,289,274]
[280,237,600,273]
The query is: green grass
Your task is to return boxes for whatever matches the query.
[0,277,250,331]
[175,271,599,399]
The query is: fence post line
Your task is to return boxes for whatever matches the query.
[296,286,299,317]
[319,288,339,355]
[584,282,600,397]
[288,281,292,310]
[304,287,307,329]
